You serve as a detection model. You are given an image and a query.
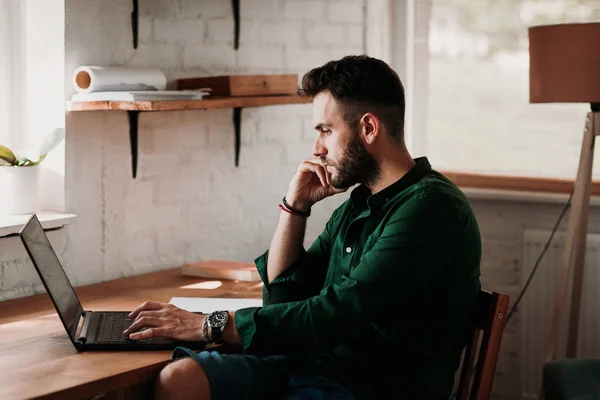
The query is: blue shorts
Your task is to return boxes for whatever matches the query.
[172,347,355,400]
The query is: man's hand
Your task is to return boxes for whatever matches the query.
[124,301,205,342]
[285,157,347,211]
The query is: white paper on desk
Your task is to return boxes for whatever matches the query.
[169,297,262,313]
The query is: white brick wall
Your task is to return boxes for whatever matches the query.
[155,18,205,45]
[283,0,327,21]
[305,24,346,46]
[1,0,366,294]
[328,1,364,23]
[184,44,236,70]
[206,18,234,45]
[260,22,303,45]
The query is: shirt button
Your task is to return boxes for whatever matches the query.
[345,247,352,254]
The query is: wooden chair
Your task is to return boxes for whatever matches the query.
[456,290,511,400]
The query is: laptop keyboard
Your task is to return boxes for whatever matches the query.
[96,312,133,343]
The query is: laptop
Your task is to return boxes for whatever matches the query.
[19,214,206,352]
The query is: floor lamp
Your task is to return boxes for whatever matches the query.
[529,22,600,367]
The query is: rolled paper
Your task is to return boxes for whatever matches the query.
[72,66,167,94]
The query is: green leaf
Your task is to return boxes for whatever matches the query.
[0,145,17,165]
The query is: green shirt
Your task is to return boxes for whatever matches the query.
[235,157,482,399]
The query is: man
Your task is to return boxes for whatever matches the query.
[125,55,482,399]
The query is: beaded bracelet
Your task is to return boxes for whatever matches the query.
[281,196,311,217]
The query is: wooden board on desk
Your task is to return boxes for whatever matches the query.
[181,260,260,282]
[0,267,262,400]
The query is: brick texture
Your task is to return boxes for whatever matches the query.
[1,0,367,300]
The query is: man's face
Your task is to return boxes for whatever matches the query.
[312,92,379,189]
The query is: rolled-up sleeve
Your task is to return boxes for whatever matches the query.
[253,207,344,306]
[254,248,327,305]
[235,196,464,356]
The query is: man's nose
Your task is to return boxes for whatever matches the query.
[312,136,327,157]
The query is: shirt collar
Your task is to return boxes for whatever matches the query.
[350,157,432,209]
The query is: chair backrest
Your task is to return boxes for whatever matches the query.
[457,290,510,400]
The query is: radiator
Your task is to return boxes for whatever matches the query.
[521,230,600,399]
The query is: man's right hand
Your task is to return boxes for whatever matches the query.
[285,158,348,211]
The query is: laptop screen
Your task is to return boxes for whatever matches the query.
[19,215,83,341]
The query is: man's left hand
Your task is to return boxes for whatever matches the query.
[124,301,204,342]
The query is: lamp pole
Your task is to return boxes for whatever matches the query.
[545,104,600,363]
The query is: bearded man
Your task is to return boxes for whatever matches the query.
[126,55,482,400]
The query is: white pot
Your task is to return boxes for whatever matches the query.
[0,165,40,215]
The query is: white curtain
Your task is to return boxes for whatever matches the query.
[0,0,27,150]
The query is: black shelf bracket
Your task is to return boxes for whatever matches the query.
[232,0,240,50]
[128,111,140,178]
[124,107,242,179]
[131,0,139,49]
[233,107,243,167]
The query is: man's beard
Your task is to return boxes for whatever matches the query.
[328,130,380,189]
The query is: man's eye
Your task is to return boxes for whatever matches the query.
[323,129,331,135]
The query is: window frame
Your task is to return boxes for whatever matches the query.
[379,0,600,195]
[1,0,66,212]
[0,0,27,150]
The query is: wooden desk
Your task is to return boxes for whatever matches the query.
[0,268,262,400]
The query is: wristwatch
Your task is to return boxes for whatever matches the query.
[206,310,229,344]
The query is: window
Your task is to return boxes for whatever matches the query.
[425,0,600,179]
[0,0,65,210]
[0,0,26,150]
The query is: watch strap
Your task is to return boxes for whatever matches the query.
[211,325,224,343]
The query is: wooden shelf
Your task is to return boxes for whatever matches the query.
[66,94,312,179]
[66,94,311,112]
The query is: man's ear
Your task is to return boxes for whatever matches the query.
[360,113,380,145]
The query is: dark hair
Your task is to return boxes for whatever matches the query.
[299,55,406,141]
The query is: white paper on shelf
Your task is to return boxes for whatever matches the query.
[169,297,263,313]
[72,66,168,93]
[70,90,211,102]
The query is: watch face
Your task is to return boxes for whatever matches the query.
[208,311,228,328]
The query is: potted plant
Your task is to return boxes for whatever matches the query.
[0,128,65,215]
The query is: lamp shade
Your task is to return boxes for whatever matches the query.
[529,22,600,104]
